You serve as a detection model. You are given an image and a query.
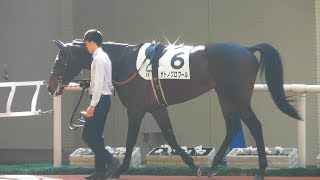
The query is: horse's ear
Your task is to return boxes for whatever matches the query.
[57,40,65,44]
[53,40,65,51]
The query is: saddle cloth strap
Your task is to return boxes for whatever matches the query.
[147,42,168,107]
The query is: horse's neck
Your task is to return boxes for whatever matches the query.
[102,43,128,62]
[83,58,93,70]
[102,42,128,53]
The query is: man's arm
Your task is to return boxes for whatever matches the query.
[90,59,104,107]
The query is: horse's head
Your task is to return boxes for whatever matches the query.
[48,40,133,96]
[48,40,91,96]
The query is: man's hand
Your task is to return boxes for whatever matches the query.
[86,106,95,118]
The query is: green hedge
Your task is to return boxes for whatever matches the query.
[0,164,319,176]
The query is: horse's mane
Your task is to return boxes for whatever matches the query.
[103,41,146,48]
[72,39,145,47]
[72,39,85,46]
[103,41,129,46]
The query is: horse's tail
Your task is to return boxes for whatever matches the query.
[249,43,301,120]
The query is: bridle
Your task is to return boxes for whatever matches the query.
[57,48,73,90]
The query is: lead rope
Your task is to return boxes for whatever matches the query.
[69,80,90,130]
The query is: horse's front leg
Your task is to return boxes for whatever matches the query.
[151,107,202,176]
[109,109,145,178]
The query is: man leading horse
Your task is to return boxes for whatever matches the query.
[80,29,120,180]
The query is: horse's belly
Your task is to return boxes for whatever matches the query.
[161,75,215,105]
[161,50,214,105]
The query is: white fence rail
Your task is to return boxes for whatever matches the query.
[52,84,317,168]
[255,84,311,168]
[0,81,44,117]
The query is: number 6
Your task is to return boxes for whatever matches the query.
[171,52,184,69]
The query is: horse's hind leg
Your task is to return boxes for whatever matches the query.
[151,107,202,176]
[111,109,145,178]
[240,106,267,180]
[208,94,242,176]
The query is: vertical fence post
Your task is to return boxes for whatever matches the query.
[53,95,62,167]
[292,84,307,167]
[297,93,306,167]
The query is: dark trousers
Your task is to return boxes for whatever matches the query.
[81,95,113,172]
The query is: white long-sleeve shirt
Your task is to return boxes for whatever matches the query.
[89,47,112,106]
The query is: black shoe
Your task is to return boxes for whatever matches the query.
[105,158,121,178]
[85,171,106,180]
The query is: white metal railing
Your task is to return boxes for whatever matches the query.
[0,81,44,117]
[255,84,311,168]
[53,84,318,167]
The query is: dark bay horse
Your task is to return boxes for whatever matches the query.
[47,40,300,180]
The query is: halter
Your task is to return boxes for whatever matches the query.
[57,49,72,89]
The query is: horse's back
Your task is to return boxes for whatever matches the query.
[204,42,258,74]
[204,42,254,60]
[204,42,259,104]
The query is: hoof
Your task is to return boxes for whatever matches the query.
[208,169,217,178]
[253,175,264,180]
[108,171,121,179]
[105,170,120,179]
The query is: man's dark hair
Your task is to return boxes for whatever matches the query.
[83,29,103,47]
